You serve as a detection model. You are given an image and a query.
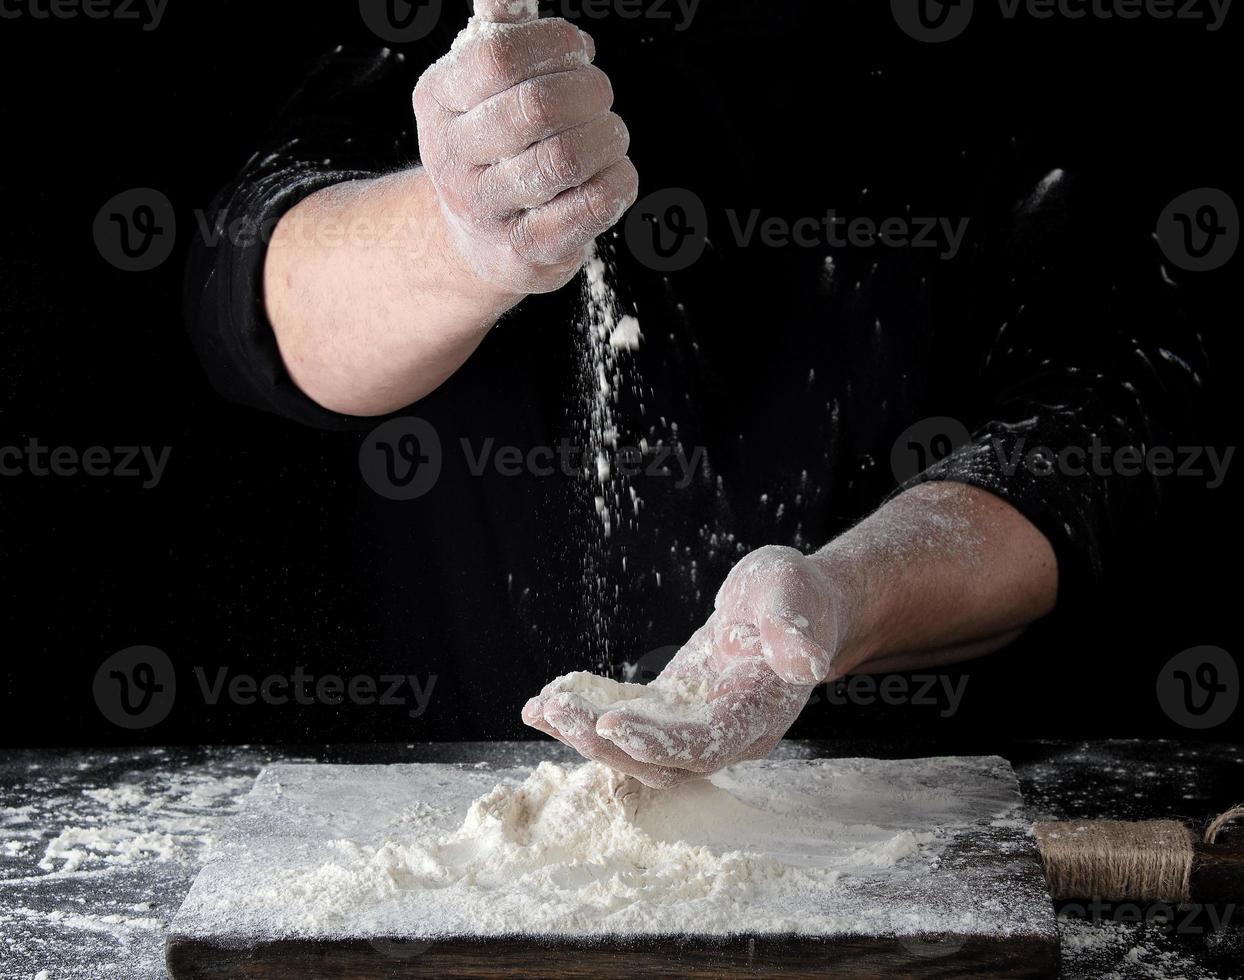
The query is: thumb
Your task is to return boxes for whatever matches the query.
[474,0,540,23]
[758,610,833,685]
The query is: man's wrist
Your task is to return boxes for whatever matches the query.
[401,169,525,321]
[807,546,885,678]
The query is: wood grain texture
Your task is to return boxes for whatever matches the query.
[167,932,1059,979]
[1191,842,1244,903]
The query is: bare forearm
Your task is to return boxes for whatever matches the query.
[263,4,636,416]
[263,169,521,416]
[816,482,1058,678]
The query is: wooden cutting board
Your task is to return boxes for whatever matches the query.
[166,756,1058,978]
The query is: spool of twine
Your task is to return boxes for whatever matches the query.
[1033,804,1243,903]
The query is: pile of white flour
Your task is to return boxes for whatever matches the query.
[541,670,715,726]
[172,757,1051,942]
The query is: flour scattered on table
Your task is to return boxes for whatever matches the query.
[172,757,1054,942]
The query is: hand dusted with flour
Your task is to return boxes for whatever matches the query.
[525,546,841,787]
[414,0,638,294]
[528,484,1057,787]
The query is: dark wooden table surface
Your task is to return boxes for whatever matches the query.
[1,739,1241,979]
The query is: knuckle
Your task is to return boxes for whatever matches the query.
[543,18,590,59]
[478,35,520,84]
[516,78,555,134]
[412,73,438,117]
[506,215,538,260]
[608,114,632,155]
[618,159,639,204]
[590,66,616,108]
[578,176,617,229]
[535,134,579,188]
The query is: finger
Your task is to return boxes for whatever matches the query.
[542,695,692,789]
[475,0,540,23]
[520,694,560,738]
[433,20,595,112]
[456,67,616,165]
[507,157,638,264]
[759,609,833,685]
[740,728,787,762]
[596,688,767,773]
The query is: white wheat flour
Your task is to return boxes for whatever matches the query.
[172,757,1053,942]
[540,670,714,725]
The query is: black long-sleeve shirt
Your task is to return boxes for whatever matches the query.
[185,2,1207,738]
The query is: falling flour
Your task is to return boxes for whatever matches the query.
[575,243,645,667]
[445,9,658,671]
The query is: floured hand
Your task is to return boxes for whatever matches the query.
[413,0,638,295]
[524,546,848,787]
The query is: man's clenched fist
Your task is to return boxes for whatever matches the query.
[414,0,638,295]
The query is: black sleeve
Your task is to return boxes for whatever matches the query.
[184,43,439,430]
[901,152,1209,605]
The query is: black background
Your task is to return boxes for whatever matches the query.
[0,0,1239,747]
